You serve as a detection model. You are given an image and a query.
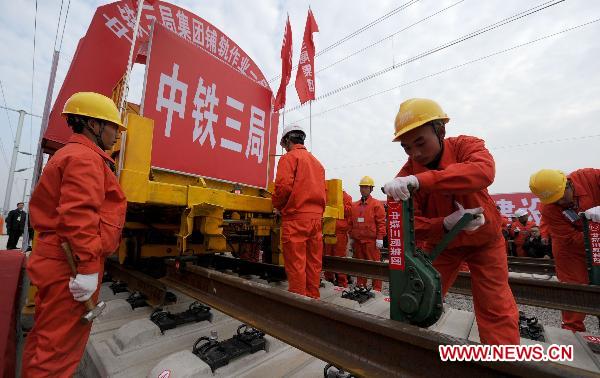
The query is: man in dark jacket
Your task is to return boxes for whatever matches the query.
[6,202,26,249]
[522,226,552,258]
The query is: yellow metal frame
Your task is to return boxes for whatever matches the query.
[117,114,343,262]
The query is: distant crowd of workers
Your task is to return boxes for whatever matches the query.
[500,207,552,259]
[16,92,600,376]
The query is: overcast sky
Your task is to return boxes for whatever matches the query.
[0,0,599,209]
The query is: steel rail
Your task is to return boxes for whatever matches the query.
[452,273,600,316]
[382,249,556,275]
[105,261,167,306]
[159,260,589,378]
[507,256,555,275]
[322,256,599,315]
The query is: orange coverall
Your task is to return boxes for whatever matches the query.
[272,144,326,298]
[324,191,352,287]
[500,215,511,255]
[399,135,519,345]
[508,219,536,257]
[349,195,386,291]
[540,168,600,331]
[22,134,127,377]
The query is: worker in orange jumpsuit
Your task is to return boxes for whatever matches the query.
[349,176,386,291]
[22,92,127,377]
[324,190,352,287]
[508,208,536,257]
[539,216,552,254]
[272,124,326,299]
[383,98,519,345]
[530,168,600,331]
[497,205,512,256]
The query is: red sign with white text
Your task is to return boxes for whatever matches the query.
[44,1,271,152]
[142,23,275,188]
[387,201,405,271]
[491,192,541,225]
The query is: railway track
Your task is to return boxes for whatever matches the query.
[507,256,555,275]
[382,249,557,275]
[322,256,598,316]
[104,257,599,377]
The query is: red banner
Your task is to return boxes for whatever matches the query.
[142,23,275,188]
[491,192,541,225]
[295,9,319,104]
[588,221,600,266]
[44,1,271,152]
[274,16,292,111]
[387,201,405,271]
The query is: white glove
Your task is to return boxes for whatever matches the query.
[443,202,485,232]
[69,273,99,302]
[383,175,419,201]
[584,206,600,222]
[376,239,383,249]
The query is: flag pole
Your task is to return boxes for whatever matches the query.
[280,109,285,155]
[119,0,145,117]
[309,100,313,150]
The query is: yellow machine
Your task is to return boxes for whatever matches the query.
[114,112,344,268]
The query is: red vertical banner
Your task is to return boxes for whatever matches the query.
[387,201,405,271]
[294,8,319,104]
[274,16,293,111]
[589,221,600,266]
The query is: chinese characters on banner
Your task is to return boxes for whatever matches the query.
[588,221,600,266]
[387,201,405,271]
[143,23,275,188]
[294,9,319,104]
[44,1,271,150]
[106,1,269,86]
[491,192,541,225]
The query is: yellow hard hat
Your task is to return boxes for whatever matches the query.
[359,176,375,187]
[393,98,449,141]
[62,92,125,130]
[529,169,567,204]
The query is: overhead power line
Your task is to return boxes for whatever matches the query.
[52,0,65,51]
[268,0,421,82]
[316,0,420,57]
[290,17,600,124]
[0,139,10,168]
[285,0,567,113]
[29,0,39,168]
[327,134,600,172]
[58,0,71,51]
[316,0,466,75]
[0,81,15,140]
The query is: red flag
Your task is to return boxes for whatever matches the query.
[295,8,319,104]
[274,16,293,111]
[131,0,158,8]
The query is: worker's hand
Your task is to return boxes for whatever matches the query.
[273,208,281,216]
[443,202,485,232]
[375,239,383,249]
[69,273,99,302]
[584,206,600,222]
[383,175,419,201]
